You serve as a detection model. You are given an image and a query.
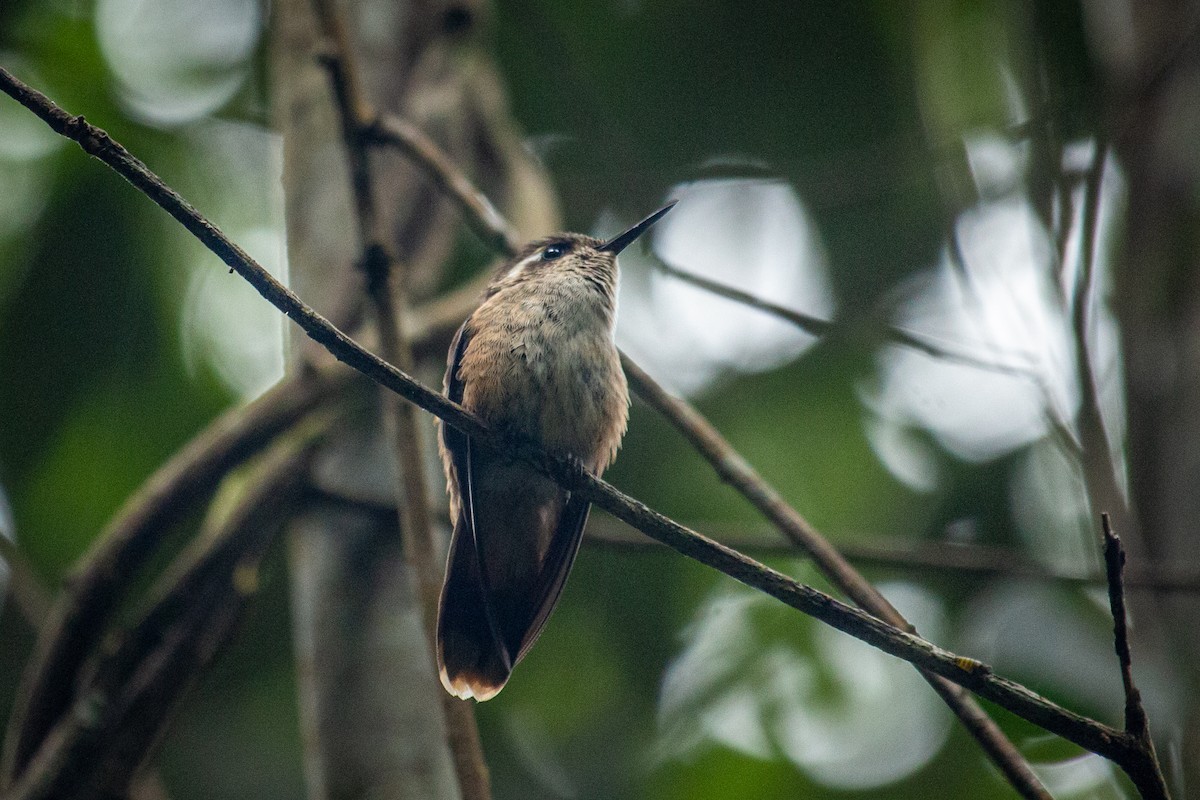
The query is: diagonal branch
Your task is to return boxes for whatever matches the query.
[362,115,521,256]
[312,0,438,642]
[2,363,334,784]
[0,537,52,630]
[0,66,1165,795]
[4,433,320,800]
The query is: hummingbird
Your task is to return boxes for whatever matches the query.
[436,202,675,701]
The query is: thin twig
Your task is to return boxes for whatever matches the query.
[356,106,522,259]
[1072,139,1127,525]
[311,6,491,798]
[1102,515,1147,737]
[2,364,333,783]
[1101,514,1170,800]
[313,0,439,635]
[584,517,1200,594]
[363,114,521,256]
[0,67,1160,790]
[5,433,320,800]
[658,264,1042,380]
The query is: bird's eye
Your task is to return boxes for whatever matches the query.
[541,243,567,261]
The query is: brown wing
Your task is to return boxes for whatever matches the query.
[445,452,592,694]
[437,320,512,699]
[510,493,591,662]
[436,317,595,699]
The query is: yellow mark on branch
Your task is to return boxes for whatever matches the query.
[955,656,989,675]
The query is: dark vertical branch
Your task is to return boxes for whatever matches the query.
[1102,515,1146,736]
[1101,514,1170,800]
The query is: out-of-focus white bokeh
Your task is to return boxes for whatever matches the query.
[1031,753,1124,799]
[657,582,952,790]
[863,194,1077,464]
[862,135,1126,498]
[0,56,62,307]
[179,121,287,399]
[89,0,288,399]
[613,177,836,395]
[97,0,260,127]
[960,579,1186,734]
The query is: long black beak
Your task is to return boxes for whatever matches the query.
[598,201,677,254]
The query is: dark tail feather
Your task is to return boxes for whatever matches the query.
[436,517,511,701]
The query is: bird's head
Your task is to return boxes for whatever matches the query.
[488,202,676,297]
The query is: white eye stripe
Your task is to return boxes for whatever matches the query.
[504,252,542,281]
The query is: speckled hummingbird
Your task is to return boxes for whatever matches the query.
[436,203,675,701]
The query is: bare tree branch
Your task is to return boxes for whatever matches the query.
[4,432,320,800]
[1101,514,1169,799]
[0,65,1166,796]
[584,516,1200,594]
[2,365,333,784]
[312,0,436,641]
[363,114,521,256]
